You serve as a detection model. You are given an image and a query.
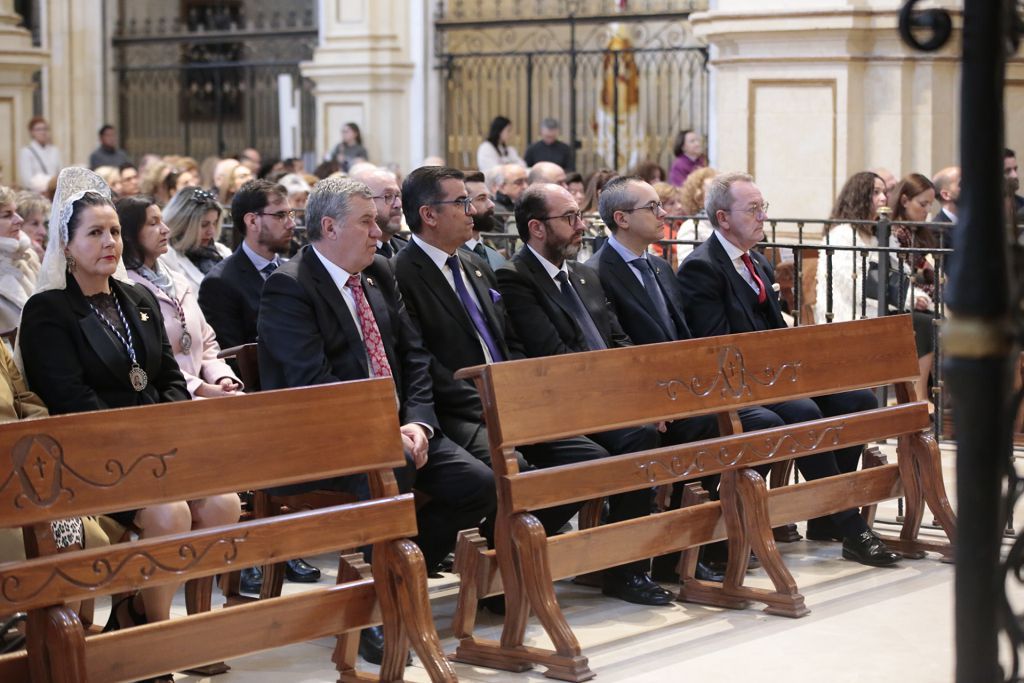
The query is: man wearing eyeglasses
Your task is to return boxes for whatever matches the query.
[486,163,528,214]
[494,182,673,606]
[352,167,408,258]
[676,172,899,568]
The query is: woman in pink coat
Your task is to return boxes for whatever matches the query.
[115,195,243,398]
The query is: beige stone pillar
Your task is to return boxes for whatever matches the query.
[302,0,427,174]
[44,0,112,167]
[0,0,47,185]
[693,0,962,224]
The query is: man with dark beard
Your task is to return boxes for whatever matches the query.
[352,167,408,258]
[459,171,507,269]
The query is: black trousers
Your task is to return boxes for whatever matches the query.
[265,433,495,571]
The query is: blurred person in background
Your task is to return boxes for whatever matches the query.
[18,117,61,192]
[668,129,706,187]
[16,191,50,259]
[162,187,232,292]
[0,186,39,333]
[675,166,718,263]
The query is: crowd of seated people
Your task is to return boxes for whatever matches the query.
[0,129,974,672]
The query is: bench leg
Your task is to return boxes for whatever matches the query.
[181,576,232,676]
[768,461,803,543]
[451,528,487,640]
[859,446,888,527]
[334,552,371,680]
[571,497,606,587]
[27,606,86,683]
[680,469,809,618]
[453,512,594,682]
[387,538,458,683]
[875,431,956,561]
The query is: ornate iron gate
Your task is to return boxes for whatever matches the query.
[436,2,708,175]
[111,2,317,159]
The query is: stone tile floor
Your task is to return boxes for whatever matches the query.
[100,440,987,682]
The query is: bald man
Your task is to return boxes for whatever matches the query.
[932,166,960,224]
[527,161,567,187]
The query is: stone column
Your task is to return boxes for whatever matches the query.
[0,0,47,185]
[44,0,112,167]
[693,0,962,221]
[302,0,427,174]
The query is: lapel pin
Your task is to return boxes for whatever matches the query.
[579,278,586,285]
[139,312,149,322]
[474,269,483,277]
[366,277,375,286]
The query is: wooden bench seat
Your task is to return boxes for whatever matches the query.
[0,379,456,682]
[449,314,956,681]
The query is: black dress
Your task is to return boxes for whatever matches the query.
[20,275,190,525]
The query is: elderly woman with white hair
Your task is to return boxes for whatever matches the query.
[0,186,40,334]
[17,168,240,668]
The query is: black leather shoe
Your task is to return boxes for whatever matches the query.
[285,558,321,583]
[694,561,725,583]
[602,571,675,606]
[239,566,263,594]
[358,626,412,665]
[842,530,901,567]
[806,518,844,542]
[705,551,759,575]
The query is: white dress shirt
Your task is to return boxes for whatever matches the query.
[713,230,760,294]
[310,244,361,340]
[411,234,493,362]
[242,241,284,279]
[527,243,570,282]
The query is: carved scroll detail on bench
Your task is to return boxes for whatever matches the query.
[0,434,176,508]
[637,425,844,482]
[657,346,802,400]
[0,533,248,603]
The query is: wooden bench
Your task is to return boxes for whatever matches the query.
[449,314,956,681]
[0,379,456,682]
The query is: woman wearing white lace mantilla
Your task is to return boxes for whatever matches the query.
[0,186,40,334]
[18,169,240,672]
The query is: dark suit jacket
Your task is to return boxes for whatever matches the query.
[394,239,524,423]
[20,276,189,414]
[676,234,786,337]
[587,243,693,344]
[496,246,631,358]
[198,247,264,350]
[376,234,409,258]
[257,246,438,429]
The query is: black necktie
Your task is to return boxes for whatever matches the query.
[378,241,394,258]
[473,242,488,261]
[260,261,278,279]
[554,271,606,351]
[631,258,677,339]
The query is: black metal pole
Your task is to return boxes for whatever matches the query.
[935,0,1012,680]
[569,14,577,171]
[612,50,620,172]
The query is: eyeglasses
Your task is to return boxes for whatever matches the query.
[621,201,664,216]
[541,210,585,225]
[372,192,402,206]
[255,209,300,221]
[190,189,218,205]
[430,197,473,215]
[731,202,770,218]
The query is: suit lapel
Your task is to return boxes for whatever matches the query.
[651,256,692,338]
[709,236,761,331]
[68,278,135,386]
[749,252,786,328]
[408,242,476,338]
[459,250,511,357]
[304,247,369,376]
[521,247,577,324]
[601,246,673,338]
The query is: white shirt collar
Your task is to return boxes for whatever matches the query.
[242,240,281,274]
[713,229,748,262]
[607,233,646,263]
[942,206,958,222]
[527,243,568,280]
[411,233,456,271]
[465,236,482,250]
[310,243,356,290]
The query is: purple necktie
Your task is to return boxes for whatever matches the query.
[446,255,505,362]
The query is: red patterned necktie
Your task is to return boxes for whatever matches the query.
[740,253,767,304]
[346,274,392,378]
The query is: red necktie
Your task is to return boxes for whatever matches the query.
[346,274,392,377]
[740,253,767,304]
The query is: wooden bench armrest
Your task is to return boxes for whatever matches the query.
[216,344,255,361]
